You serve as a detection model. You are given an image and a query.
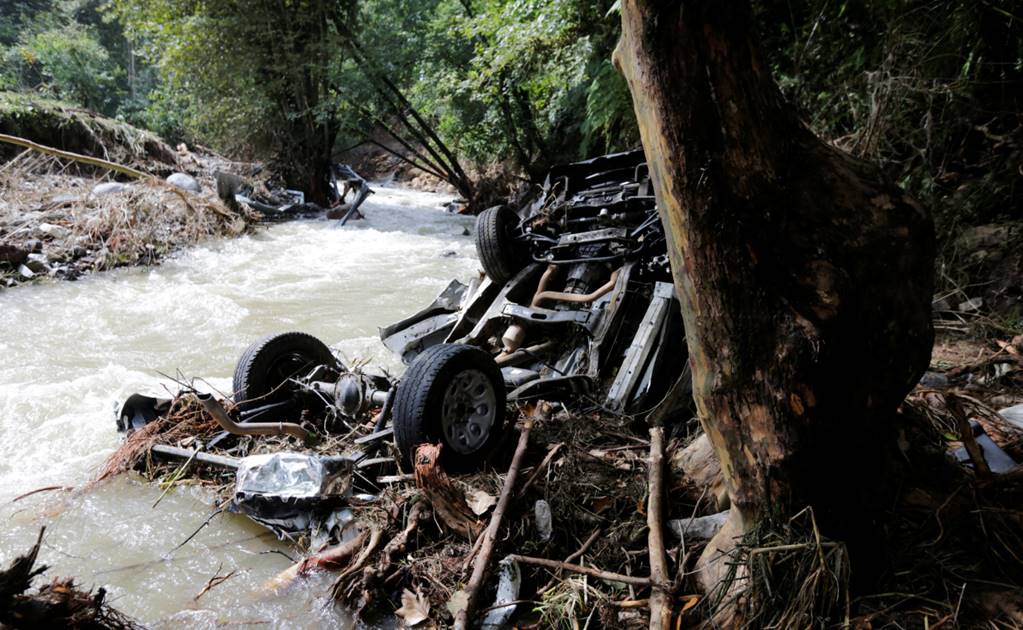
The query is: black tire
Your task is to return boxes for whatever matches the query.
[232,331,337,418]
[393,343,506,471]
[475,205,526,283]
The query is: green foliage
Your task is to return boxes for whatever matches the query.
[5,23,119,112]
[347,0,633,177]
[111,0,355,201]
[753,0,1023,233]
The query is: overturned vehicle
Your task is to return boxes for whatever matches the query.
[117,149,690,529]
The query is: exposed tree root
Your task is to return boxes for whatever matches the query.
[0,528,141,629]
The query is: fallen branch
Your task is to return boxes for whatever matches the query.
[0,133,147,179]
[454,414,536,630]
[193,567,239,601]
[648,426,671,630]
[537,528,601,595]
[507,554,653,587]
[946,393,991,478]
[10,486,73,503]
[517,442,564,497]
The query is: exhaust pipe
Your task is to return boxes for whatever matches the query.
[196,393,312,441]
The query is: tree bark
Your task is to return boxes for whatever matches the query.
[614,0,934,616]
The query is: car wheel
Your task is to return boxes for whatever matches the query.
[232,331,337,419]
[475,205,527,283]
[393,343,506,471]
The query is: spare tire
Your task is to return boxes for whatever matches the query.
[393,343,506,471]
[475,205,527,283]
[232,331,337,419]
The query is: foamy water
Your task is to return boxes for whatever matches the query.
[0,185,479,626]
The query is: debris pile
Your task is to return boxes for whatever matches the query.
[0,143,260,288]
[0,528,141,629]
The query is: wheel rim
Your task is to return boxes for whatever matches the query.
[440,369,498,454]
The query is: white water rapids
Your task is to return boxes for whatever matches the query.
[0,186,479,627]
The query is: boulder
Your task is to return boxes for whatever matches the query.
[166,172,201,193]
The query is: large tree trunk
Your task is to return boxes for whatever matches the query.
[614,0,934,616]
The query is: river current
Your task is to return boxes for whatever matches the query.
[0,185,479,627]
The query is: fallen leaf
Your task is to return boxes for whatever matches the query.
[446,589,469,617]
[467,489,497,516]
[396,588,430,626]
[593,496,613,514]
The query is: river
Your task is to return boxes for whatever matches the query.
[0,185,479,627]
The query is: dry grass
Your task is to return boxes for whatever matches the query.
[0,151,258,287]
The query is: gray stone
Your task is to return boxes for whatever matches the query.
[919,371,949,389]
[24,253,50,273]
[999,404,1023,431]
[18,264,35,279]
[534,499,552,542]
[668,510,730,542]
[166,172,201,193]
[958,297,984,312]
[50,193,79,205]
[38,223,69,239]
[92,182,131,196]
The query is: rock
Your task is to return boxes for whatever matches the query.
[534,500,553,542]
[668,510,730,542]
[49,193,79,205]
[461,227,471,236]
[18,264,35,279]
[38,223,70,239]
[999,404,1023,431]
[24,253,50,273]
[440,250,458,258]
[958,297,984,312]
[25,239,42,253]
[0,244,30,267]
[919,371,949,389]
[166,172,201,193]
[92,182,131,196]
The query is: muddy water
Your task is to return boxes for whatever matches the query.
[0,186,479,627]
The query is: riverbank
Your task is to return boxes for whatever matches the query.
[0,141,264,290]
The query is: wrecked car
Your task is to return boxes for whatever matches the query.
[118,150,690,501]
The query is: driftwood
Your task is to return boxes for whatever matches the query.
[670,433,728,509]
[357,500,430,611]
[647,426,672,630]
[454,415,536,630]
[415,444,483,539]
[265,527,370,592]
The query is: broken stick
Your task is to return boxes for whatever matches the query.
[415,443,483,539]
[454,412,537,630]
[648,426,672,630]
[508,554,653,587]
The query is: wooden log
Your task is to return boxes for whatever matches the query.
[454,416,535,630]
